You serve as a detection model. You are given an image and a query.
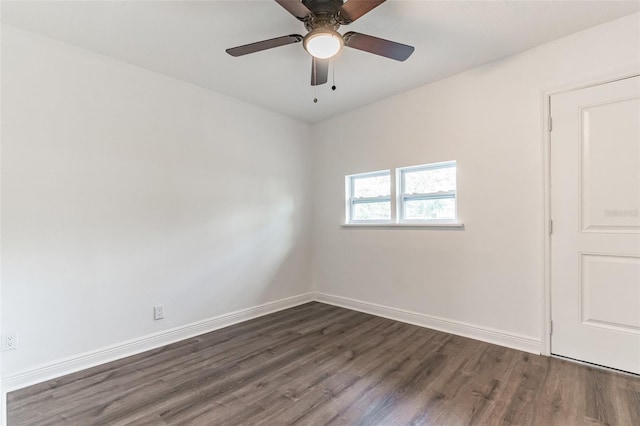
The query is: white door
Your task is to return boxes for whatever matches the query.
[551,76,640,374]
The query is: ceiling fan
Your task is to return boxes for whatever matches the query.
[225,0,415,86]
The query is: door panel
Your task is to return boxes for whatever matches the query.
[581,98,640,232]
[580,253,640,332]
[551,76,640,374]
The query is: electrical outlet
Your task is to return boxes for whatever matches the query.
[2,332,18,351]
[154,305,165,320]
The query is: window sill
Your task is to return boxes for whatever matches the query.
[342,222,465,229]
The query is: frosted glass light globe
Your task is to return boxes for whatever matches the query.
[304,29,343,59]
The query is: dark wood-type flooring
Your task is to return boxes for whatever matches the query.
[8,302,640,425]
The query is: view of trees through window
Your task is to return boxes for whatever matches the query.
[352,201,390,220]
[352,174,390,197]
[347,162,457,222]
[403,166,456,194]
[404,198,455,220]
[351,173,390,221]
[402,165,456,220]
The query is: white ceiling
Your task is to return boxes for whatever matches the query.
[2,0,639,123]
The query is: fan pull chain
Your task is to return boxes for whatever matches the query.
[332,61,336,91]
[313,60,318,103]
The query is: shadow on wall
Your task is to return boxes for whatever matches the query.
[170,176,303,319]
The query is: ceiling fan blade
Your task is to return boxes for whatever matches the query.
[311,57,329,86]
[226,35,303,57]
[339,0,386,23]
[274,0,312,20]
[344,32,414,61]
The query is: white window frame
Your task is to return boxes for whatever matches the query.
[396,161,457,224]
[345,170,392,224]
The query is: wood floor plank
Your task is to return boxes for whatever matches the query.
[7,302,640,425]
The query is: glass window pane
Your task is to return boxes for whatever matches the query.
[352,202,391,221]
[404,198,456,220]
[352,173,390,198]
[403,165,456,194]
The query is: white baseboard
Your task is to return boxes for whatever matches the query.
[314,292,541,355]
[3,290,541,400]
[3,292,314,393]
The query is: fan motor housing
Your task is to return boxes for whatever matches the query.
[302,0,344,14]
[302,0,344,31]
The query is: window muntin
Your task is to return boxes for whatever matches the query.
[347,171,391,222]
[398,161,457,222]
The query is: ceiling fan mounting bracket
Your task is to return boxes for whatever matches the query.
[304,12,341,32]
[302,0,344,15]
[301,0,344,31]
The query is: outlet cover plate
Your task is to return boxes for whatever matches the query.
[2,332,18,351]
[154,305,164,320]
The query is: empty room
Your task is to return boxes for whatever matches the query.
[1,0,639,424]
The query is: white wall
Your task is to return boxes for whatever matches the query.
[1,26,312,377]
[2,11,639,386]
[311,14,640,344]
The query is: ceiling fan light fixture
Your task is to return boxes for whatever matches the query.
[303,28,343,59]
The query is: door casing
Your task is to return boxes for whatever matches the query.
[541,71,640,357]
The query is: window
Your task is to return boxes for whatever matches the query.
[345,162,459,226]
[346,170,391,223]
[397,161,457,222]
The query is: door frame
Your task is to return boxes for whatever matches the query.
[541,70,640,356]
